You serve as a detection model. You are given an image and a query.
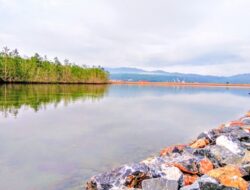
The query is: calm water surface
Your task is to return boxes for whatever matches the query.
[0,84,250,190]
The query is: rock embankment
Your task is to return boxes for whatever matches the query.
[85,111,250,190]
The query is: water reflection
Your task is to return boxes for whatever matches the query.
[0,84,108,117]
[0,85,250,190]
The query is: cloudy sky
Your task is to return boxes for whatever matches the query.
[1,0,250,76]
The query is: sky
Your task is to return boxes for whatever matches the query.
[0,0,250,76]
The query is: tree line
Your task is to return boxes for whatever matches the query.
[0,47,109,83]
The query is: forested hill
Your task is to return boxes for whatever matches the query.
[106,67,250,84]
[0,47,109,84]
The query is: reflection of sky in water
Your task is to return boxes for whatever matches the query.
[0,85,250,190]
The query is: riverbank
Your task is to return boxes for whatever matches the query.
[110,81,250,89]
[85,111,250,190]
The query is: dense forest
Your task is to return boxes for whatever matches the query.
[0,47,109,83]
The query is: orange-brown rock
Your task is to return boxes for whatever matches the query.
[124,172,150,188]
[207,165,248,190]
[85,181,97,190]
[172,162,198,175]
[208,165,244,178]
[160,144,186,156]
[198,158,214,174]
[230,120,244,127]
[219,175,248,190]
[183,174,198,186]
[189,138,209,149]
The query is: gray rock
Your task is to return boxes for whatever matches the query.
[197,130,218,143]
[142,178,179,190]
[180,175,219,190]
[87,163,151,189]
[241,117,250,125]
[180,175,239,190]
[197,175,220,190]
[210,145,243,166]
[180,182,200,190]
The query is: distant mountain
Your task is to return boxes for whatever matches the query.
[105,67,250,84]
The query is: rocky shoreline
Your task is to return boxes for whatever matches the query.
[85,111,250,190]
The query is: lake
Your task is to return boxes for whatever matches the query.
[0,84,250,190]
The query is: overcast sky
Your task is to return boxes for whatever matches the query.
[1,0,250,76]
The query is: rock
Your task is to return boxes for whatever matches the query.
[207,165,248,190]
[223,127,250,143]
[172,159,199,175]
[85,113,250,190]
[197,175,220,189]
[160,166,183,182]
[242,125,250,133]
[141,178,179,190]
[209,145,243,166]
[242,151,250,164]
[216,135,244,155]
[124,171,150,188]
[183,174,199,186]
[191,148,220,168]
[86,181,98,190]
[180,175,240,190]
[180,181,200,190]
[141,157,157,165]
[197,130,218,144]
[160,145,186,156]
[219,175,249,190]
[208,165,244,178]
[86,163,151,189]
[198,158,214,175]
[241,163,250,174]
[229,120,244,127]
[241,117,250,125]
[190,139,210,149]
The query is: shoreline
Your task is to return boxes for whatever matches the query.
[85,111,250,190]
[0,81,109,85]
[1,81,250,89]
[110,81,250,89]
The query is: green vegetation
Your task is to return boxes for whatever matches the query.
[0,47,109,83]
[0,84,108,117]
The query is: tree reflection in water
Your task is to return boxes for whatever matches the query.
[0,84,108,117]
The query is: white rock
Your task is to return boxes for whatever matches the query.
[160,166,183,181]
[216,135,242,155]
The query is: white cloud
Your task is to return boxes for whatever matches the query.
[0,0,250,75]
